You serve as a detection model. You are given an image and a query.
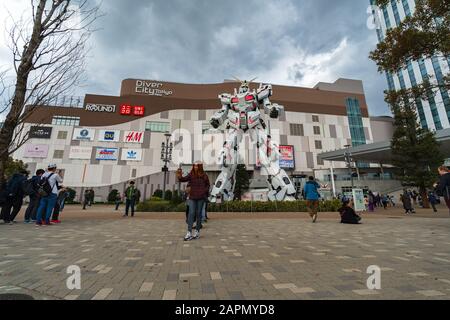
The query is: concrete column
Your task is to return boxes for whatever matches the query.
[330,162,336,198]
[380,163,384,180]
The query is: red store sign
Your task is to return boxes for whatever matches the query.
[120,105,145,116]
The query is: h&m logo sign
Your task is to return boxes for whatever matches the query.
[124,131,144,144]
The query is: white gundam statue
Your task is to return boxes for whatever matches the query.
[209,79,297,202]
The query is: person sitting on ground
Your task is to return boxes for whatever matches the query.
[338,199,362,224]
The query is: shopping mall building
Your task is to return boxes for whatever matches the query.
[12,78,397,202]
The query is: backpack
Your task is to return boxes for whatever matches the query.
[37,173,55,197]
[22,179,36,196]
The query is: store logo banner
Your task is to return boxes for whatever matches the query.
[73,128,95,141]
[99,130,120,142]
[279,145,295,169]
[121,149,143,161]
[95,148,119,161]
[29,126,53,139]
[124,131,144,144]
[85,103,116,113]
[69,146,92,160]
[23,144,49,158]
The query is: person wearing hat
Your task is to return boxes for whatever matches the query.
[36,164,63,226]
[1,169,29,224]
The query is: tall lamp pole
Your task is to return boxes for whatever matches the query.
[161,133,173,200]
[344,144,354,189]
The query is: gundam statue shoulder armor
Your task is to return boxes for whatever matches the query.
[209,80,296,202]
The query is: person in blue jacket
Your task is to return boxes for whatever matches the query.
[303,176,321,223]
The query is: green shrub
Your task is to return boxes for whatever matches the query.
[149,196,163,202]
[153,189,163,198]
[164,190,173,201]
[137,199,342,213]
[108,189,119,202]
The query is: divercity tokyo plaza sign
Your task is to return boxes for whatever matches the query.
[135,80,173,97]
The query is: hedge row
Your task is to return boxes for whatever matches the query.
[136,200,342,213]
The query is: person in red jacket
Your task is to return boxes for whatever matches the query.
[177,163,210,241]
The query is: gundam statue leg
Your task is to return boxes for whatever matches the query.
[209,129,243,203]
[250,126,297,202]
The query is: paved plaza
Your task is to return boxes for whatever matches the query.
[1,205,450,300]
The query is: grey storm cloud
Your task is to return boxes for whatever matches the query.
[0,0,390,116]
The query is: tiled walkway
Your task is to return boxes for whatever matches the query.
[1,206,450,300]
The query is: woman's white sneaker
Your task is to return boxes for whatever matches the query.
[193,230,200,239]
[184,232,193,241]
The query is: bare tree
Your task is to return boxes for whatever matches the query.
[0,0,101,183]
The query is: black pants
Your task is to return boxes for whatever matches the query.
[52,201,61,221]
[25,196,40,221]
[115,201,120,210]
[125,199,135,216]
[1,197,23,223]
[430,202,437,212]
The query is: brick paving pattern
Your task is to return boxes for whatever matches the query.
[0,205,450,300]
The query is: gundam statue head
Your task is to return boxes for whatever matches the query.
[209,80,297,202]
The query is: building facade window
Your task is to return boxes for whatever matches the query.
[145,121,170,133]
[52,116,80,126]
[345,98,366,146]
[314,140,322,150]
[131,169,137,178]
[401,0,411,17]
[407,60,428,129]
[289,123,304,136]
[57,131,68,139]
[313,126,321,135]
[431,56,450,122]
[418,58,443,130]
[312,115,319,123]
[317,156,324,166]
[53,150,64,159]
[390,0,401,26]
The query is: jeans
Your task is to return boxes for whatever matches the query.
[25,195,40,221]
[187,199,204,232]
[36,193,58,224]
[125,199,135,216]
[115,201,120,210]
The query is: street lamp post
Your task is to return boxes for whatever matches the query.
[344,144,354,189]
[161,133,173,200]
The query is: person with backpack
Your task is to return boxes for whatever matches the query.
[1,169,28,224]
[177,163,210,241]
[124,181,137,217]
[24,169,45,223]
[303,176,321,223]
[35,164,63,226]
[435,166,450,214]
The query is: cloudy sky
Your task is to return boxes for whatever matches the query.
[0,0,391,116]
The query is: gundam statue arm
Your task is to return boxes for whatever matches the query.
[258,83,285,119]
[210,93,231,129]
[209,80,296,203]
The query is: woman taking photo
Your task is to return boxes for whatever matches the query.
[176,163,210,241]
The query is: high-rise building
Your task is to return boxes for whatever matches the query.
[370,0,450,130]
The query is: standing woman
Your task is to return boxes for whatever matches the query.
[176,163,210,241]
[368,191,375,212]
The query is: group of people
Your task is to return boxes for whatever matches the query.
[0,164,66,226]
[365,192,395,211]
